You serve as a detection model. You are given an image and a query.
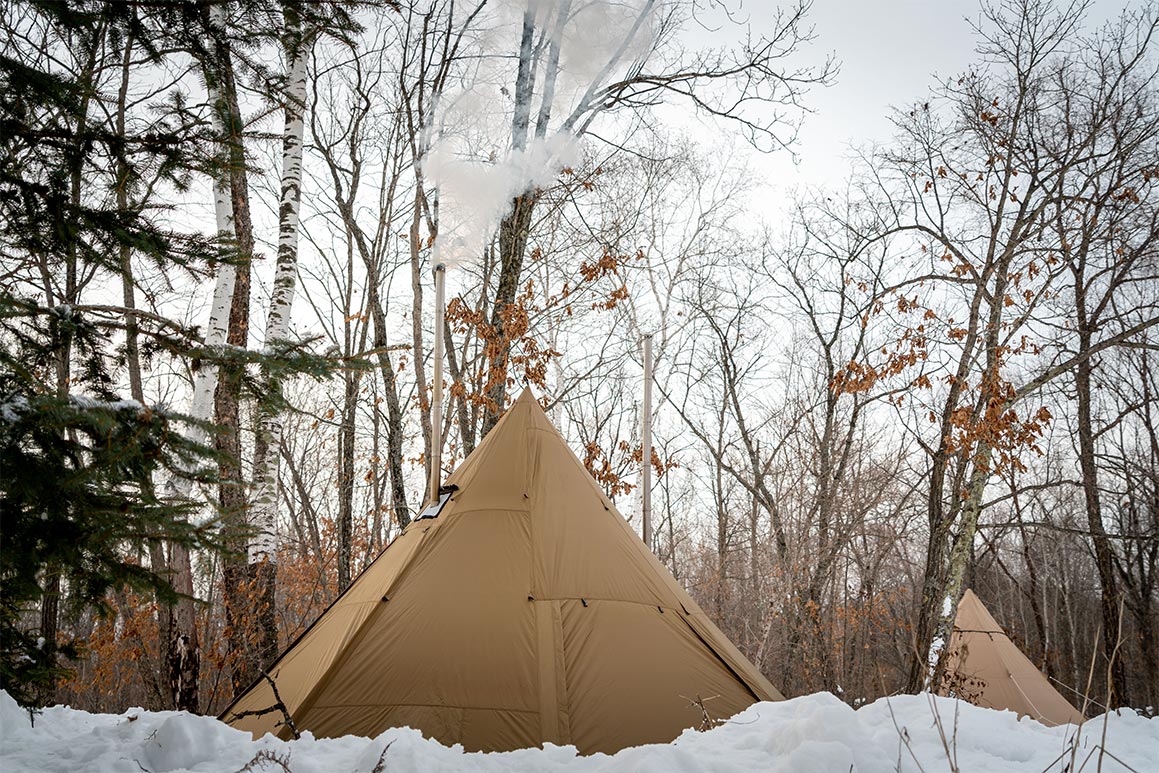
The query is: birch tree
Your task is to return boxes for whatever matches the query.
[247,0,314,662]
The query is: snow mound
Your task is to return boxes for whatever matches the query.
[1,690,1154,772]
[139,713,250,772]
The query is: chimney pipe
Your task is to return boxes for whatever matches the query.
[428,262,446,506]
[641,333,653,549]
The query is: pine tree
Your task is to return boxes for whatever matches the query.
[0,296,223,706]
[1,0,365,707]
[0,1,220,706]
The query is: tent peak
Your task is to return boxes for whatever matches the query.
[943,587,1084,726]
[504,386,548,421]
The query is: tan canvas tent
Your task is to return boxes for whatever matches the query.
[221,389,782,753]
[939,589,1084,726]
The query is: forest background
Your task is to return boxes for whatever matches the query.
[1,0,1156,719]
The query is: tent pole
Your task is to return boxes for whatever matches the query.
[641,333,653,549]
[428,262,446,506]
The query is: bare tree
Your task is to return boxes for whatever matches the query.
[840,0,1158,693]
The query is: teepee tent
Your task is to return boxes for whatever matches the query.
[221,389,782,753]
[939,589,1084,726]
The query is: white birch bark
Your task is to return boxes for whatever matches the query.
[160,0,238,710]
[167,176,237,501]
[249,13,310,563]
[164,1,237,475]
[924,446,991,688]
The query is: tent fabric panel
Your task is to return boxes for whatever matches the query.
[528,426,673,606]
[951,589,1006,634]
[952,633,1083,726]
[301,704,463,745]
[299,705,540,753]
[439,402,531,513]
[460,707,542,753]
[534,599,571,746]
[222,603,373,738]
[534,600,558,744]
[338,524,431,604]
[223,677,278,738]
[220,522,433,737]
[682,609,784,702]
[943,637,1028,713]
[942,590,1083,727]
[558,599,761,755]
[942,632,1083,726]
[523,406,779,703]
[1005,676,1084,727]
[297,509,538,733]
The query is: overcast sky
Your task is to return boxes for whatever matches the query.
[770,0,978,186]
[707,0,1134,202]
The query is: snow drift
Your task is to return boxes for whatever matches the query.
[0,689,1154,773]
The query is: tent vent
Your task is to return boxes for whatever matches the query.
[416,485,458,520]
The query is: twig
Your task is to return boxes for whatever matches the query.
[231,749,293,773]
[1035,747,1070,773]
[368,741,394,773]
[221,672,300,740]
[883,696,927,773]
[681,694,722,731]
[924,693,959,773]
[1095,748,1140,773]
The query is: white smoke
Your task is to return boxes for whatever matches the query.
[426,0,658,269]
[427,133,581,268]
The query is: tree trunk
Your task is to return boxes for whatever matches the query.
[481,193,537,436]
[926,445,991,688]
[168,541,200,713]
[1074,331,1128,705]
[409,187,432,479]
[36,571,60,705]
[906,444,954,692]
[336,374,358,591]
[444,320,476,456]
[368,297,411,528]
[202,0,259,696]
[1025,544,1050,672]
[246,0,312,675]
[905,276,990,693]
[162,167,240,710]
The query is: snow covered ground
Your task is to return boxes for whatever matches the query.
[1,689,1155,773]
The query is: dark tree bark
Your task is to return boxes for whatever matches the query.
[336,374,358,591]
[480,193,537,436]
[1074,317,1129,705]
[368,295,411,529]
